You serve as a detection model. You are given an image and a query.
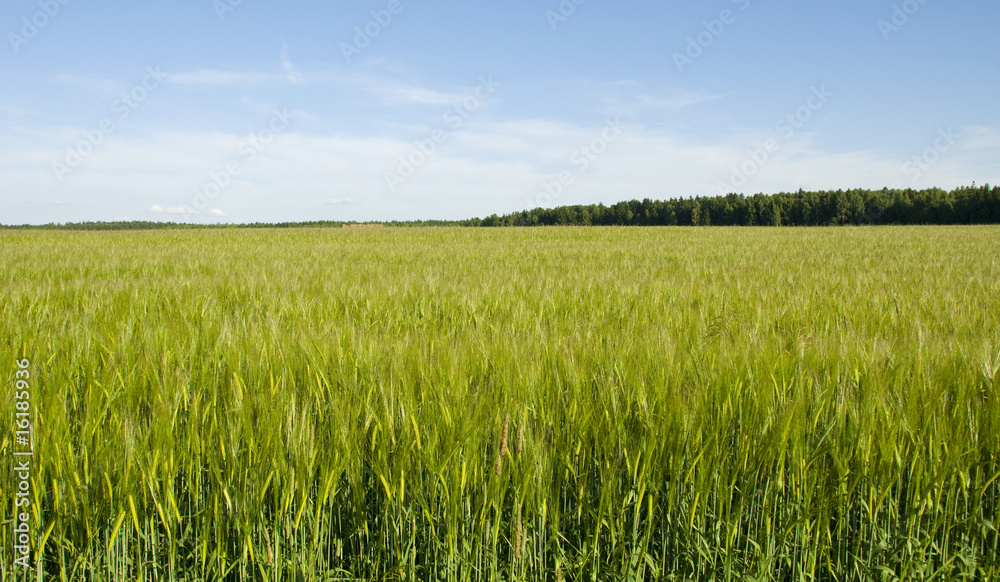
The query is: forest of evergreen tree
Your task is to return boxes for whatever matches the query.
[474,184,1000,227]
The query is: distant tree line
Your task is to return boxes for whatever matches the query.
[472,185,1000,227]
[2,185,997,230]
[0,219,459,230]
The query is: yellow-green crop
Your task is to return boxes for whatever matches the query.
[2,226,999,581]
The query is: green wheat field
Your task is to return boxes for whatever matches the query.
[2,226,999,581]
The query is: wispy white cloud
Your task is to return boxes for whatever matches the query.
[327,198,354,205]
[281,43,304,85]
[960,126,1000,151]
[306,67,467,106]
[378,82,461,105]
[149,204,194,215]
[333,75,463,105]
[601,79,643,89]
[595,85,723,118]
[0,103,28,119]
[237,97,318,121]
[164,70,284,86]
[209,208,227,216]
[636,92,722,109]
[51,74,121,96]
[163,64,460,107]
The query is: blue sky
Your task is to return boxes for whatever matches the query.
[2,0,998,224]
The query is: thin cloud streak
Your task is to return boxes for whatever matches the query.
[164,70,286,86]
[281,43,304,85]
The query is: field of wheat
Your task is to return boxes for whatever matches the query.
[2,226,999,581]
